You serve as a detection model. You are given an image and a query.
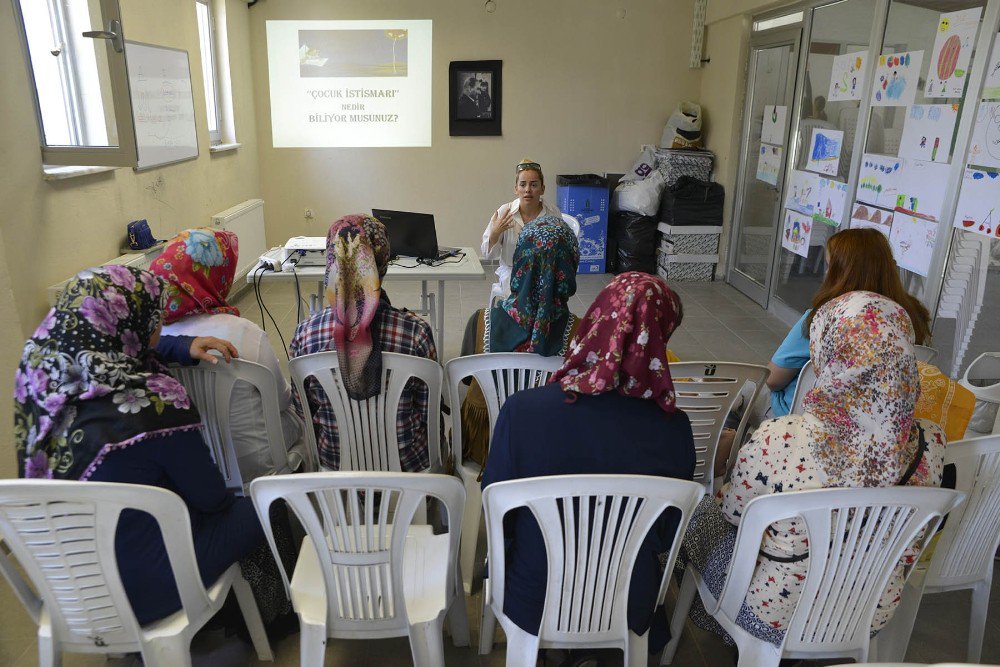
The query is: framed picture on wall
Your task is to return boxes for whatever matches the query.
[449,60,502,136]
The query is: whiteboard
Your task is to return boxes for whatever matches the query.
[125,41,199,170]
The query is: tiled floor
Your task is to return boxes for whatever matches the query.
[2,274,996,666]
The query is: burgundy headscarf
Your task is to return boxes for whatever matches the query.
[550,272,683,413]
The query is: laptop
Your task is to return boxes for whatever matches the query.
[371,209,459,260]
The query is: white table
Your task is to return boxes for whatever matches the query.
[248,246,484,351]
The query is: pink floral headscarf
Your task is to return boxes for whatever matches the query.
[150,228,240,324]
[550,272,682,412]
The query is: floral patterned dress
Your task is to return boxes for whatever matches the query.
[682,290,947,646]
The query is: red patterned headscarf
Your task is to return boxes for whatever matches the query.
[325,216,383,400]
[150,228,240,324]
[550,272,683,413]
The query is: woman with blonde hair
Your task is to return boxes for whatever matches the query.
[482,159,572,302]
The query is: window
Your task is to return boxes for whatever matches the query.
[753,12,804,32]
[195,0,236,148]
[13,0,137,167]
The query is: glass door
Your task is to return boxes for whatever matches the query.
[771,0,880,314]
[728,27,801,307]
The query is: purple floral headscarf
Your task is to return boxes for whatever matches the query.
[14,266,201,480]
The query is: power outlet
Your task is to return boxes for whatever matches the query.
[304,208,315,220]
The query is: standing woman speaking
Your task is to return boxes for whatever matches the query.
[482,159,565,303]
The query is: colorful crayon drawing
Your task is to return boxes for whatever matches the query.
[783,170,819,216]
[856,154,903,209]
[982,34,1000,99]
[756,143,782,186]
[850,203,893,237]
[968,102,1000,170]
[871,50,924,107]
[899,104,958,164]
[782,209,812,258]
[926,8,982,98]
[828,51,867,102]
[805,129,844,176]
[889,213,938,276]
[761,105,788,146]
[955,167,1000,239]
[812,177,848,227]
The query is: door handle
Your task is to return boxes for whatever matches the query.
[82,19,123,53]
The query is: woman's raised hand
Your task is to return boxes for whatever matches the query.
[488,206,516,249]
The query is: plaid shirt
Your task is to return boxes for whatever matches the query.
[289,294,436,471]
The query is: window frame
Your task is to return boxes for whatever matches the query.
[12,0,138,168]
[195,0,222,145]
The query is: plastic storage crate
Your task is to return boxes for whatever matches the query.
[646,146,714,186]
[656,222,719,282]
[656,252,716,282]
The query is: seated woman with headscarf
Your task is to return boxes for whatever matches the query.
[13,265,285,628]
[683,291,946,647]
[289,215,436,471]
[150,228,306,483]
[459,215,581,468]
[481,272,697,654]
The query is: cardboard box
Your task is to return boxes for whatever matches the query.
[557,174,609,274]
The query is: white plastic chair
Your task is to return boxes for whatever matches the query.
[876,434,1000,663]
[561,213,582,239]
[0,480,273,666]
[249,471,469,666]
[670,362,770,489]
[915,345,938,363]
[789,359,816,416]
[480,474,705,665]
[661,486,965,667]
[289,351,443,472]
[444,352,565,594]
[172,358,310,494]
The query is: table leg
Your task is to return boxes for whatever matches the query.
[437,280,446,353]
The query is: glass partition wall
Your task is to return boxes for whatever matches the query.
[730,0,1000,363]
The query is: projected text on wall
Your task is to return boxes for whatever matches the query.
[267,20,432,148]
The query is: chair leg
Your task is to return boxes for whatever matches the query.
[408,617,446,667]
[625,630,649,667]
[447,560,471,647]
[873,575,923,662]
[968,579,990,663]
[459,479,482,594]
[479,596,497,655]
[300,619,327,667]
[734,638,781,667]
[502,621,540,667]
[142,636,194,667]
[37,630,61,667]
[232,573,275,661]
[661,565,697,665]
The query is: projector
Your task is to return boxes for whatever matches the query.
[280,236,326,267]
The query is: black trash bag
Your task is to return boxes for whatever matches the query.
[659,175,724,226]
[610,211,657,274]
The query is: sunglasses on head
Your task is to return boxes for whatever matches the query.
[516,162,541,173]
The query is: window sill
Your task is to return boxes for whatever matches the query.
[209,142,241,154]
[42,165,117,181]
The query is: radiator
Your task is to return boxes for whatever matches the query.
[211,198,267,287]
[46,199,267,306]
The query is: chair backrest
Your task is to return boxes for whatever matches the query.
[924,434,1000,588]
[670,362,769,488]
[714,486,965,656]
[561,213,582,239]
[914,345,938,363]
[250,471,465,634]
[483,475,704,646]
[289,351,442,472]
[171,358,290,493]
[445,353,564,463]
[789,359,816,416]
[0,481,211,653]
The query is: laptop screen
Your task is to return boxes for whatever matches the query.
[371,209,439,260]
